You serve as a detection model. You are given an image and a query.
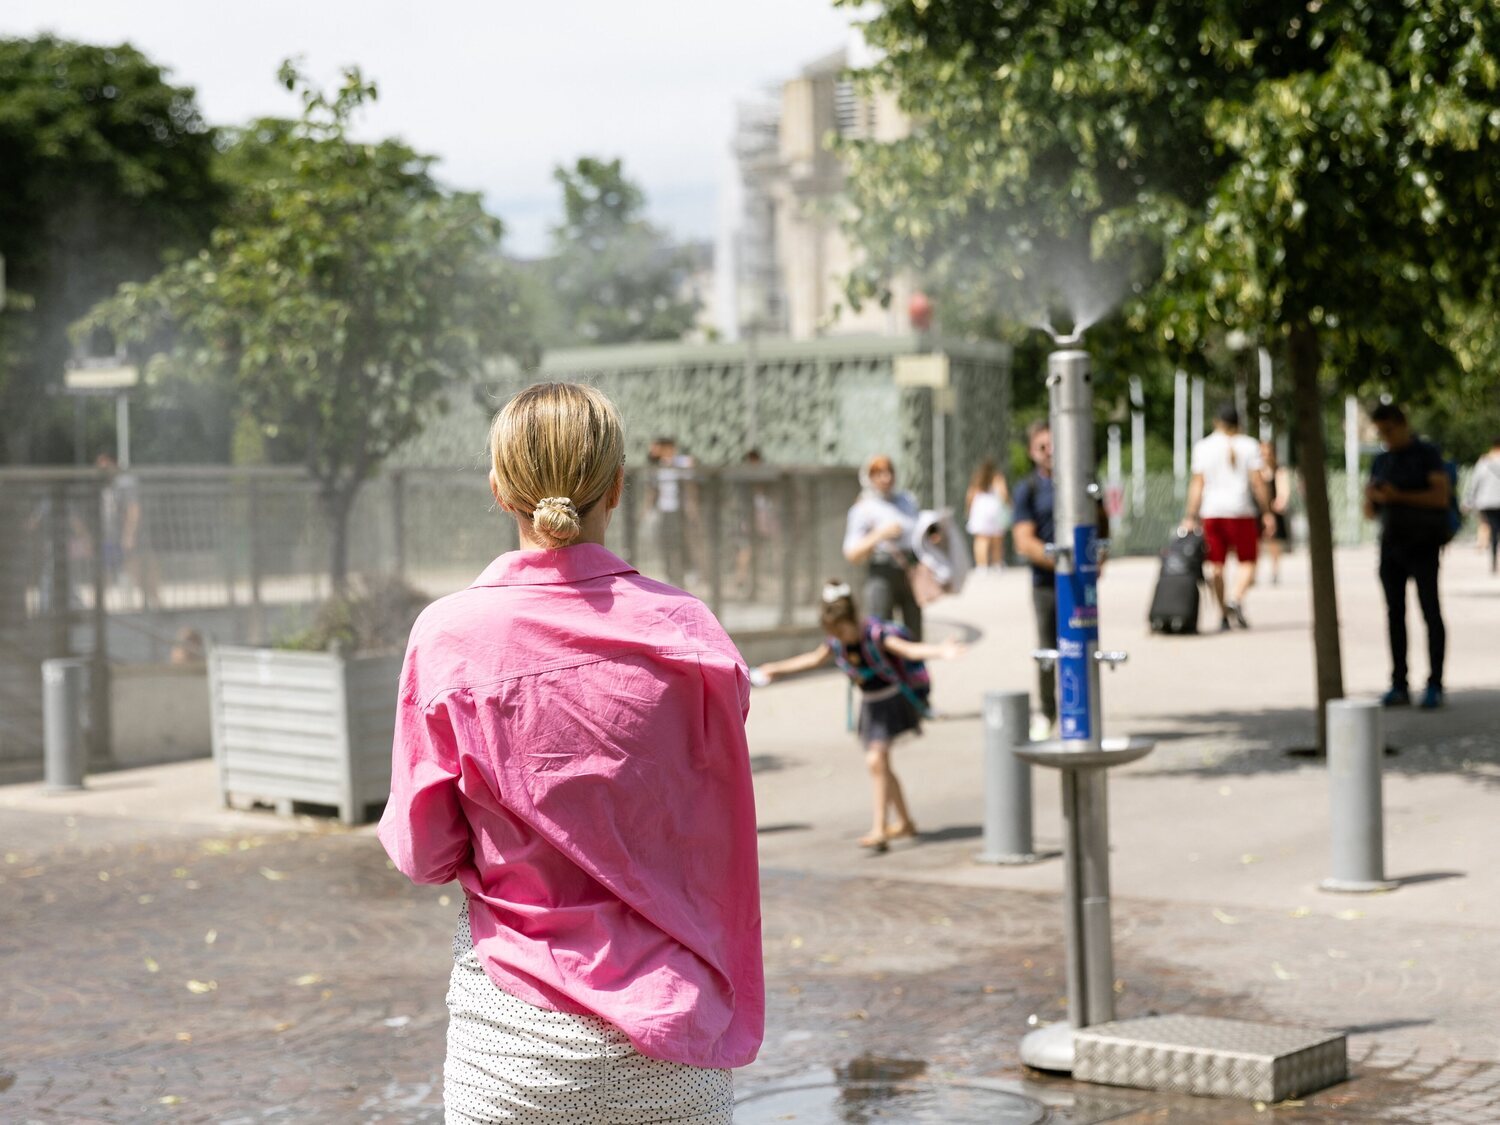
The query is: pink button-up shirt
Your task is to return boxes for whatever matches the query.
[377,544,763,1069]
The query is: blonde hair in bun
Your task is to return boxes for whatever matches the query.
[489,382,625,549]
[531,496,581,545]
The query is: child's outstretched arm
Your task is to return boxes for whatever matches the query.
[883,634,966,663]
[754,643,833,683]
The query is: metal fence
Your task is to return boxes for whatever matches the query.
[0,461,1476,770]
[0,464,863,768]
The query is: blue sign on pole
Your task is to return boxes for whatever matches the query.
[1055,524,1100,743]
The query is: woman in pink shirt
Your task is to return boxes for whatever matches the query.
[378,383,762,1124]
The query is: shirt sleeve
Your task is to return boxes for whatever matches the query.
[1011,479,1035,527]
[377,687,471,886]
[1246,439,1264,472]
[843,501,871,555]
[1190,439,1206,475]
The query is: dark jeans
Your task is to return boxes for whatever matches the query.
[1484,510,1500,574]
[1032,583,1058,722]
[1378,539,1445,692]
[864,559,922,641]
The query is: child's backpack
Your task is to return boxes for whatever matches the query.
[829,618,932,715]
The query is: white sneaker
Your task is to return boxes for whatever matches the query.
[1029,714,1054,742]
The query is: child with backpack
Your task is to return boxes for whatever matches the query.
[752,580,967,852]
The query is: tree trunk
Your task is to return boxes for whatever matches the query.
[1288,325,1344,752]
[321,482,359,600]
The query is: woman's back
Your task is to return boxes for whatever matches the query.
[380,543,762,1068]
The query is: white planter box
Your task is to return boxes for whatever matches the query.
[207,646,400,825]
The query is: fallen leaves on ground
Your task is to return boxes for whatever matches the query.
[1212,908,1239,925]
[185,980,217,994]
[258,867,288,881]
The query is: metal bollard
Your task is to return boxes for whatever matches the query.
[1320,699,1396,893]
[43,657,89,792]
[975,690,1040,864]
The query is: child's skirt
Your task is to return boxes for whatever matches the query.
[856,683,924,746]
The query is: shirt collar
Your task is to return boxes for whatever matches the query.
[472,543,638,587]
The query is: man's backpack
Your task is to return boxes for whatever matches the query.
[1442,460,1462,545]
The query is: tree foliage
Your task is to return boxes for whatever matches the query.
[82,64,536,592]
[840,0,1500,741]
[545,157,699,346]
[0,35,222,461]
[842,2,1498,363]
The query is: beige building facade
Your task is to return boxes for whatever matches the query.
[731,48,916,341]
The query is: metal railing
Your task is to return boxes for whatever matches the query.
[1,460,1475,768]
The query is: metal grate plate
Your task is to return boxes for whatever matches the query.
[1073,1015,1347,1102]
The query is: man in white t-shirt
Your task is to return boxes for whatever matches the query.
[1181,405,1276,630]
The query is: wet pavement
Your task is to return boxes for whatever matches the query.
[6,544,1500,1121]
[4,822,1498,1123]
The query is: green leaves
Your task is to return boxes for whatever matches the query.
[78,65,534,582]
[0,35,222,444]
[544,157,700,346]
[838,0,1500,403]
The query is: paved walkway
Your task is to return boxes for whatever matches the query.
[3,542,1499,1121]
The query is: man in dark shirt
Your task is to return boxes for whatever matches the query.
[1011,421,1058,737]
[1364,402,1450,709]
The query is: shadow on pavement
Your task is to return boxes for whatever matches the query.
[1389,870,1465,888]
[1128,688,1500,784]
[1341,1018,1435,1035]
[915,824,982,843]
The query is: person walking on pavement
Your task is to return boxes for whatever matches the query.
[1463,435,1500,574]
[1011,421,1060,739]
[753,580,965,853]
[1180,405,1277,630]
[378,383,761,1123]
[965,458,1011,570]
[843,453,923,640]
[1365,402,1451,709]
[1258,440,1292,584]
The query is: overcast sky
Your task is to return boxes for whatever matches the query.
[2,1,858,257]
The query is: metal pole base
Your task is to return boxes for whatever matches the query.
[1319,877,1398,894]
[975,849,1044,866]
[1019,1021,1076,1073]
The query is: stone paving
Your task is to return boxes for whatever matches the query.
[4,823,1499,1123]
[4,543,1500,1121]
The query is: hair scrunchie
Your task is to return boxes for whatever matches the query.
[533,496,578,520]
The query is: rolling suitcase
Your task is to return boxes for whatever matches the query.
[1148,530,1203,634]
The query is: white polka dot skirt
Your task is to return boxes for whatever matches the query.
[444,901,734,1124]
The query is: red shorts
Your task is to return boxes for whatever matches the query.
[1202,517,1259,564]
